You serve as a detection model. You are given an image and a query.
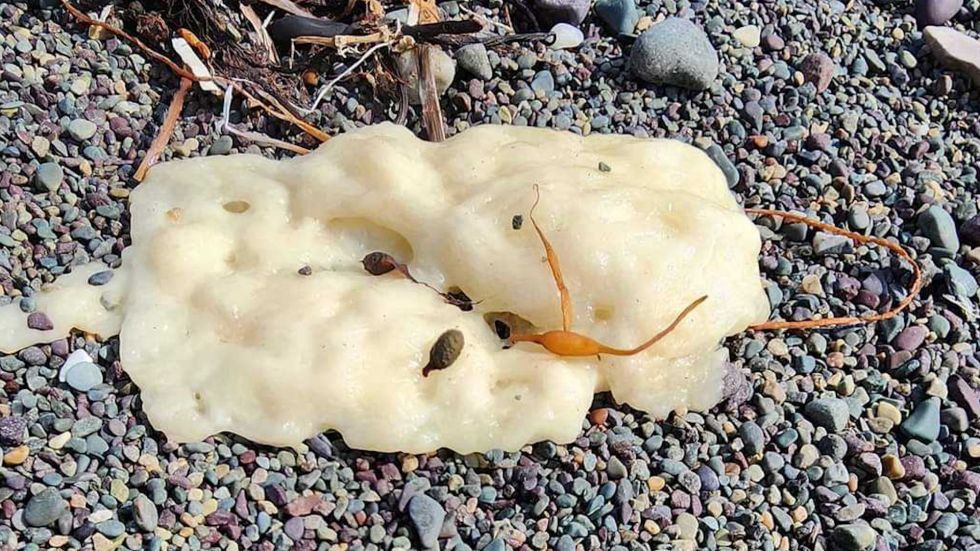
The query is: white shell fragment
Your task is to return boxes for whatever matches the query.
[171,37,219,92]
[550,23,585,50]
[0,123,768,453]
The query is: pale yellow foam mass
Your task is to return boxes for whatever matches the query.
[0,123,769,453]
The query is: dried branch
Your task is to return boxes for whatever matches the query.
[411,0,446,142]
[134,77,193,182]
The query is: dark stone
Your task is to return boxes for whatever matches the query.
[915,0,962,26]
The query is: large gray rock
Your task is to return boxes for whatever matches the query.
[925,26,980,87]
[530,0,591,27]
[628,17,718,90]
[901,397,941,442]
[916,0,962,26]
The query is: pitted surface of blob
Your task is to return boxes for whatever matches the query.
[0,123,768,453]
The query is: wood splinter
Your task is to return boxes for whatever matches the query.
[508,185,708,357]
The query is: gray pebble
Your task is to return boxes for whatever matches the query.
[901,397,941,442]
[87,270,114,286]
[34,162,63,192]
[67,119,97,141]
[830,524,877,551]
[408,494,445,548]
[209,136,234,156]
[918,205,959,257]
[595,0,639,35]
[65,362,103,392]
[455,44,492,81]
[805,398,849,432]
[23,489,66,527]
[704,145,738,188]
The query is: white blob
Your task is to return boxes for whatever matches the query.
[0,123,769,453]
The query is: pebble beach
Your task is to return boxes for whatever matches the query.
[2,0,980,550]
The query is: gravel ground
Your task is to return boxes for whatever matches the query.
[2,0,980,550]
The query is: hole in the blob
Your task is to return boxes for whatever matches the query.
[594,305,615,322]
[223,200,251,214]
[226,253,238,267]
[494,320,512,340]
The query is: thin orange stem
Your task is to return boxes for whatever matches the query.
[745,208,922,331]
[529,184,573,331]
[598,295,708,355]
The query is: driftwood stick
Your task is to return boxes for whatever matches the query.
[134,77,192,181]
[418,44,446,142]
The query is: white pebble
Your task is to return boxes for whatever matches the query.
[550,23,584,50]
[733,25,761,48]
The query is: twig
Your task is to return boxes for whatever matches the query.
[226,124,312,154]
[480,32,553,47]
[746,208,923,331]
[62,0,198,81]
[402,20,484,40]
[235,82,331,141]
[418,44,446,142]
[293,32,386,47]
[411,0,446,142]
[134,77,192,182]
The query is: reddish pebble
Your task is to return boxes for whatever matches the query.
[285,494,322,516]
[590,408,609,426]
[747,135,769,149]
